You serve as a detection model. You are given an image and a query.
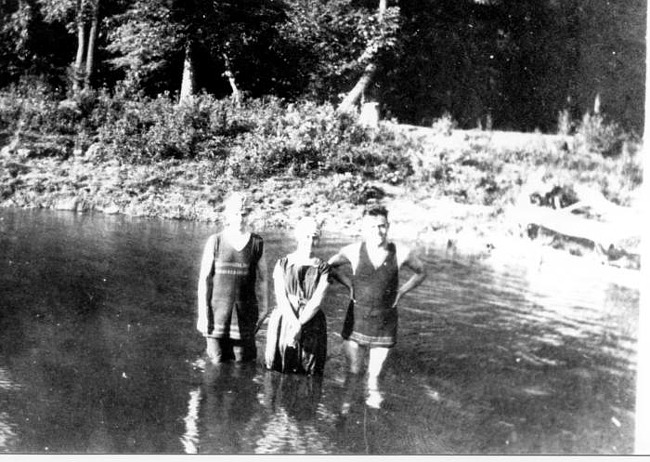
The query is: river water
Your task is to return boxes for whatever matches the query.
[0,208,639,454]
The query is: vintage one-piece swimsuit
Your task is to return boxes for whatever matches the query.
[342,242,399,347]
[265,257,329,375]
[207,233,263,341]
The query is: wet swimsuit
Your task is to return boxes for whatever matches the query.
[206,232,264,341]
[342,242,399,347]
[265,257,330,375]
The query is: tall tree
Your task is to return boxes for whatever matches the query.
[107,0,287,100]
[337,0,399,112]
[83,0,100,88]
[106,0,183,94]
[38,0,103,93]
[178,40,195,102]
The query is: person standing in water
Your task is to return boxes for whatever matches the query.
[328,205,427,407]
[265,217,331,376]
[197,192,268,364]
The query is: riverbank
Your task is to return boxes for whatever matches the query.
[0,123,641,271]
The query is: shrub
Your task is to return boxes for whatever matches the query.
[0,78,86,137]
[218,97,413,182]
[574,112,626,157]
[95,92,247,163]
[431,112,457,136]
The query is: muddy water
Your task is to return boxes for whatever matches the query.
[0,208,638,454]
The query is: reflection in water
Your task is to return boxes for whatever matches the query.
[0,367,19,452]
[0,209,640,454]
[181,364,337,454]
[0,413,17,453]
[256,372,334,453]
[180,388,201,454]
[0,367,21,391]
[181,362,263,454]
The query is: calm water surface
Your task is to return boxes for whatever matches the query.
[0,208,639,454]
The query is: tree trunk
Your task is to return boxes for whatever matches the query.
[222,53,241,106]
[338,63,376,113]
[337,0,385,113]
[179,41,195,103]
[72,0,86,95]
[378,0,386,20]
[84,0,100,89]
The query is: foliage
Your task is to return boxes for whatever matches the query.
[0,84,412,182]
[574,112,628,158]
[277,0,380,100]
[106,1,183,92]
[0,78,80,136]
[0,0,644,133]
[2,78,641,212]
[0,0,73,87]
[431,112,457,136]
[90,92,414,183]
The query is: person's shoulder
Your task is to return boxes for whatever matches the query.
[392,242,417,265]
[314,257,330,268]
[341,241,362,255]
[310,258,331,278]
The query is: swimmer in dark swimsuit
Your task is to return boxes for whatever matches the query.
[328,205,427,408]
[197,192,269,364]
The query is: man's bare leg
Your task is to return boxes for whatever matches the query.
[367,346,390,390]
[366,347,390,408]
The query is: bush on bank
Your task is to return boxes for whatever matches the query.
[0,84,416,183]
[0,81,643,218]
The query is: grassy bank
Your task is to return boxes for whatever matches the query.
[0,86,643,267]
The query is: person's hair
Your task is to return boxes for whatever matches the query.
[223,192,248,212]
[294,216,320,239]
[362,204,388,219]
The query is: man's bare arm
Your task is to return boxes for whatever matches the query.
[327,251,355,300]
[393,247,427,307]
[254,248,270,331]
[197,235,216,334]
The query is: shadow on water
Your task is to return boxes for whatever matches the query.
[0,208,639,454]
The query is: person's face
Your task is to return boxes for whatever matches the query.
[224,203,250,229]
[297,231,320,252]
[362,214,389,247]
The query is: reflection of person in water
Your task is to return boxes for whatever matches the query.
[0,367,18,452]
[261,371,323,421]
[264,217,330,376]
[181,363,263,454]
[255,371,334,453]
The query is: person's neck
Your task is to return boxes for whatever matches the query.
[366,240,388,250]
[291,247,313,263]
[224,225,246,236]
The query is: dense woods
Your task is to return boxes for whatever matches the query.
[0,0,645,133]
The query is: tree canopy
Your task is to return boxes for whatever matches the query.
[0,0,644,132]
